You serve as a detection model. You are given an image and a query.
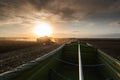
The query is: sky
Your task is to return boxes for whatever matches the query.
[0,0,120,38]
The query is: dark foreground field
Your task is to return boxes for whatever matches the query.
[0,38,120,74]
[80,38,120,61]
[0,38,70,73]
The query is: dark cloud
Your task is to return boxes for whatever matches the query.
[72,31,80,33]
[97,33,120,38]
[0,0,120,24]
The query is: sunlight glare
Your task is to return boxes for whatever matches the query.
[33,22,52,37]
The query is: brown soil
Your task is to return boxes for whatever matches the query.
[0,43,60,73]
[80,39,120,61]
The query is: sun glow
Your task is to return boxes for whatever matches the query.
[33,22,52,37]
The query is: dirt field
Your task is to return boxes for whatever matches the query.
[0,40,64,73]
[1,38,119,73]
[80,38,120,61]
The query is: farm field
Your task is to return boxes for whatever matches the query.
[0,38,120,74]
[80,38,120,61]
[0,39,67,73]
[1,40,119,80]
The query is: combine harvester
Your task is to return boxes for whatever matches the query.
[0,41,120,80]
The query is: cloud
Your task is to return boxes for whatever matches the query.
[72,31,80,33]
[96,33,120,38]
[109,20,120,26]
[0,0,120,24]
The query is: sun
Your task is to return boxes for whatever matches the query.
[33,22,52,37]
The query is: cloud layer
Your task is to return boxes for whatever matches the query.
[0,0,120,24]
